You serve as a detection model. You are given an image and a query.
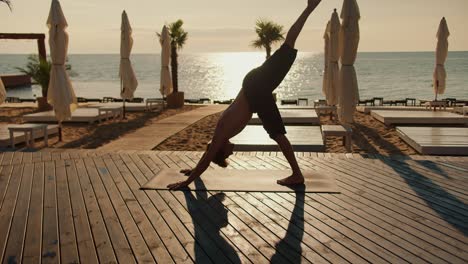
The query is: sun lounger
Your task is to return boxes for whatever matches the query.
[371,110,467,125]
[397,127,468,155]
[23,108,111,124]
[249,109,319,125]
[230,125,324,151]
[321,125,352,152]
[0,124,59,148]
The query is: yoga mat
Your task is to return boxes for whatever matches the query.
[141,169,339,193]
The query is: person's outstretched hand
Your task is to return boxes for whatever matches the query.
[167,180,190,191]
[180,169,192,176]
[308,0,321,9]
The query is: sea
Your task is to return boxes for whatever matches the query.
[1,51,467,102]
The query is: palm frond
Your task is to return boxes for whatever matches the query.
[251,18,284,50]
[168,19,188,50]
[1,0,12,11]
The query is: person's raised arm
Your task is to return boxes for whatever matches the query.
[284,0,322,48]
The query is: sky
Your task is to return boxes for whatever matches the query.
[0,0,467,54]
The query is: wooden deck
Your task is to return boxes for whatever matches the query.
[249,109,319,125]
[371,110,468,126]
[397,127,468,155]
[0,150,466,263]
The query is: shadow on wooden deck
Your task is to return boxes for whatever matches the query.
[379,157,468,236]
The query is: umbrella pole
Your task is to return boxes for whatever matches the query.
[58,121,62,141]
[123,99,126,119]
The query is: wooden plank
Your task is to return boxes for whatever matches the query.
[55,159,80,264]
[11,152,23,165]
[64,159,99,263]
[232,191,343,263]
[92,157,155,263]
[0,165,13,209]
[22,152,33,164]
[105,156,175,263]
[300,158,467,261]
[82,158,136,263]
[119,154,193,263]
[0,165,23,262]
[41,161,59,264]
[159,189,246,263]
[312,193,465,264]
[251,192,390,263]
[133,155,207,263]
[32,151,42,162]
[340,158,468,221]
[2,163,33,264]
[74,159,117,263]
[1,152,13,166]
[353,157,468,202]
[23,162,45,263]
[312,157,468,233]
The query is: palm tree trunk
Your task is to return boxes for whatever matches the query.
[171,45,178,93]
[266,45,272,59]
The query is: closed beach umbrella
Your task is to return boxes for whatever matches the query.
[322,21,330,98]
[433,17,449,100]
[120,10,138,115]
[47,0,77,122]
[0,79,5,104]
[160,25,173,98]
[338,0,360,124]
[327,9,340,106]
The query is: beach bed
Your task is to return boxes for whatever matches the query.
[0,124,59,147]
[277,105,315,110]
[87,102,161,112]
[249,109,319,125]
[397,127,468,155]
[356,105,436,114]
[371,110,467,125]
[23,108,112,124]
[231,125,324,151]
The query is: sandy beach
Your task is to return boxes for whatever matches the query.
[0,105,200,149]
[1,104,417,155]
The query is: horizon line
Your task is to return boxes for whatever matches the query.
[1,50,468,55]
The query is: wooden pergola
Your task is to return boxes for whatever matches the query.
[0,33,46,59]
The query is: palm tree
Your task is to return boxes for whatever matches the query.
[252,19,285,59]
[0,0,12,11]
[158,19,188,93]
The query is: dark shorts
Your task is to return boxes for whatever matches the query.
[242,44,297,138]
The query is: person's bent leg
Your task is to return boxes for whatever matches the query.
[272,134,305,185]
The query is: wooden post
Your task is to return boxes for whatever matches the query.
[37,36,47,60]
[0,33,47,60]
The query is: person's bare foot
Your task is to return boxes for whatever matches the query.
[277,175,304,186]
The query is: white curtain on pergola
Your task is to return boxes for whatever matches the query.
[338,0,360,124]
[120,10,138,100]
[0,79,6,104]
[433,17,449,100]
[326,9,341,106]
[160,25,173,97]
[47,0,77,122]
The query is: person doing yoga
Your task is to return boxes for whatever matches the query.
[168,0,322,190]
